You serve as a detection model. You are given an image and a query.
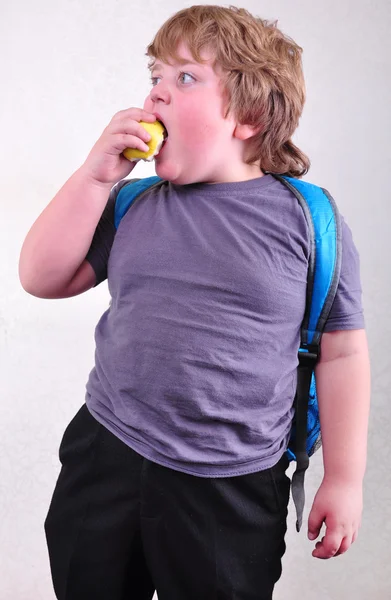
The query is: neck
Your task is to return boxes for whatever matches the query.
[209,162,264,184]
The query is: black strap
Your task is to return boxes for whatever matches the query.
[291,349,317,532]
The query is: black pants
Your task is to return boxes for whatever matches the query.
[45,404,291,600]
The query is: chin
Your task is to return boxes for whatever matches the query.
[154,160,198,186]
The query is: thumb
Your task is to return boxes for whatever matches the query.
[307,503,323,540]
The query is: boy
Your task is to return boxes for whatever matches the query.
[19,5,370,600]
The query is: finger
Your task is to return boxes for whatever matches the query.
[334,535,352,556]
[307,510,324,540]
[109,120,153,142]
[312,532,343,559]
[113,108,157,123]
[109,134,150,154]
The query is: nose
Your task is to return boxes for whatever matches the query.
[150,81,171,105]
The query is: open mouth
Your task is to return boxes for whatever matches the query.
[159,120,168,148]
[154,119,168,157]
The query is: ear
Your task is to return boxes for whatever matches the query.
[233,123,261,141]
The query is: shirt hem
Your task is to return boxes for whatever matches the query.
[86,401,288,478]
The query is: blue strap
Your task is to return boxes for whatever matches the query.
[114,176,163,229]
[279,176,342,344]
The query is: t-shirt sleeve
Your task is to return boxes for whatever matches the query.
[85,179,131,286]
[323,216,365,332]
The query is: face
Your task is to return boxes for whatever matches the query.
[143,42,253,185]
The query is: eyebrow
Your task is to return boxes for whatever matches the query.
[148,59,204,73]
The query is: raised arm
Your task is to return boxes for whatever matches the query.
[19,108,156,299]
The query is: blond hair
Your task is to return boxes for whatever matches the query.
[147,5,310,177]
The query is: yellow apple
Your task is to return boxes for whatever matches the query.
[123,120,166,162]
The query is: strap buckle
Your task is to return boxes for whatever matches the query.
[298,343,319,367]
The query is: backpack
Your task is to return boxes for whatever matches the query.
[113,174,342,532]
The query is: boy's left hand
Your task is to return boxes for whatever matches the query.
[307,478,363,559]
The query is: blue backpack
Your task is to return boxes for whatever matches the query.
[113,174,342,532]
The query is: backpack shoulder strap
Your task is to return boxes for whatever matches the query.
[273,174,342,347]
[114,176,163,229]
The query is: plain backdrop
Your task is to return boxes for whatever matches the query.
[1,0,390,598]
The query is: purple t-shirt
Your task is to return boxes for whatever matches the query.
[85,174,364,476]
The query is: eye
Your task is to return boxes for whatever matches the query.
[150,76,161,87]
[179,72,195,84]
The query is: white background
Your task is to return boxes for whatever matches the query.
[1,0,390,598]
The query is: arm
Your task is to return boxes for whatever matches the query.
[317,328,370,483]
[19,169,112,298]
[307,329,371,558]
[19,108,156,299]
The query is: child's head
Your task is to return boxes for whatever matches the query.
[144,5,309,184]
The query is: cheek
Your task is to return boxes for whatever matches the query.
[178,107,225,151]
